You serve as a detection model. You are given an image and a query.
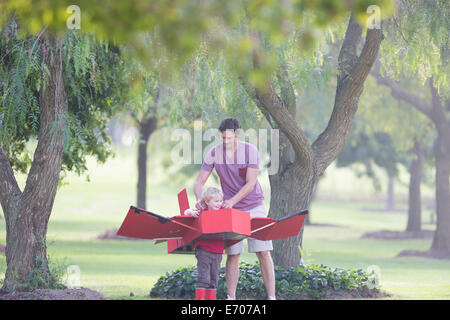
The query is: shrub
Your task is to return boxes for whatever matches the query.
[19,255,68,292]
[150,262,380,299]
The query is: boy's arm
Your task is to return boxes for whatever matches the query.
[184,208,200,217]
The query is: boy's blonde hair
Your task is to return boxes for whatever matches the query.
[201,187,223,202]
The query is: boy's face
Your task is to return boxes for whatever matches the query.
[205,195,223,210]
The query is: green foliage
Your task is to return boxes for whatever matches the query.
[357,76,433,153]
[150,264,197,299]
[380,0,449,98]
[0,18,127,178]
[150,262,379,299]
[168,51,264,130]
[0,1,394,85]
[60,31,127,176]
[12,255,68,292]
[337,130,407,190]
[274,263,375,299]
[0,19,41,173]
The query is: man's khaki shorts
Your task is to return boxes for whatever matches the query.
[226,204,273,255]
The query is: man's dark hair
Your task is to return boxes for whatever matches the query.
[219,118,241,132]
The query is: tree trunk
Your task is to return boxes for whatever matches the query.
[304,181,319,225]
[0,35,67,292]
[406,139,423,232]
[269,163,316,266]
[430,131,450,251]
[267,127,316,266]
[136,116,157,209]
[429,80,450,252]
[385,175,395,211]
[371,71,450,254]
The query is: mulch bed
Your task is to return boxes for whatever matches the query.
[361,230,450,260]
[360,207,407,213]
[361,230,434,240]
[397,249,450,260]
[307,223,346,228]
[0,287,110,300]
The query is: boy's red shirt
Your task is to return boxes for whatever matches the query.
[193,208,224,254]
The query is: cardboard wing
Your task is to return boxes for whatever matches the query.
[117,187,309,255]
[250,210,309,241]
[117,206,197,240]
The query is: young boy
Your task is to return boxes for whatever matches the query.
[184,187,224,300]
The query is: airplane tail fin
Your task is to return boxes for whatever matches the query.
[178,189,190,216]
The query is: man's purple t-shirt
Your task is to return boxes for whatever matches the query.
[201,141,264,211]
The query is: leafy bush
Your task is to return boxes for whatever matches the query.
[18,255,68,292]
[150,262,381,299]
[150,265,198,299]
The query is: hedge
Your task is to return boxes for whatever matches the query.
[150,262,382,299]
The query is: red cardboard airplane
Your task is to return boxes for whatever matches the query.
[117,189,308,254]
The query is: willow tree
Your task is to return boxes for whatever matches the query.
[372,0,450,253]
[161,1,394,266]
[346,75,434,232]
[238,6,391,265]
[0,21,126,291]
[123,56,161,210]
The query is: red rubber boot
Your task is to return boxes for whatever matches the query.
[205,289,216,300]
[195,288,206,300]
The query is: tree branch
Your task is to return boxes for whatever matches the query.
[241,76,313,171]
[259,106,276,129]
[239,28,313,171]
[428,76,450,138]
[22,35,67,206]
[275,64,298,168]
[276,63,296,118]
[0,145,21,211]
[312,14,384,175]
[370,62,431,118]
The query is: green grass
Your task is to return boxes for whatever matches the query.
[0,145,449,299]
[302,202,450,299]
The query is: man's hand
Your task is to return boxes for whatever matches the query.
[222,199,235,208]
[222,167,258,209]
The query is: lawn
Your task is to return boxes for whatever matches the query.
[0,145,449,299]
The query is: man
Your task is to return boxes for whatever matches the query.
[194,118,276,300]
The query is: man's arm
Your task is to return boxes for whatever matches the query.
[223,167,258,208]
[194,169,211,209]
